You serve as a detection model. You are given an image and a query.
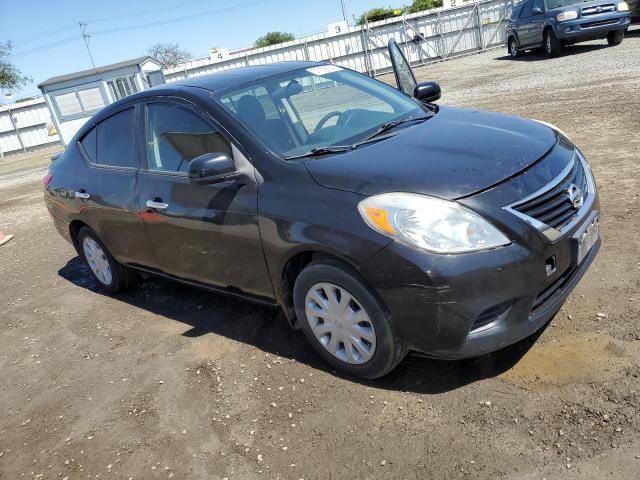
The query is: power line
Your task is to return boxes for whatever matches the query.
[8,0,269,59]
[10,35,80,58]
[11,24,78,47]
[91,0,265,36]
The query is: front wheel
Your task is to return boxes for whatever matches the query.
[293,259,406,379]
[607,30,624,46]
[78,227,136,293]
[544,29,562,58]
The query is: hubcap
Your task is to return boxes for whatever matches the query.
[546,35,551,53]
[304,282,376,365]
[82,237,112,286]
[510,40,517,56]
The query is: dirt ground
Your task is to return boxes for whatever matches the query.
[1,32,640,480]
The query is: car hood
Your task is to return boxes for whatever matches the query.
[303,106,558,200]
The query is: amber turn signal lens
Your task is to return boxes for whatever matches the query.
[364,207,396,234]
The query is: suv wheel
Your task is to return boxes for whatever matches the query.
[293,260,406,379]
[509,38,521,58]
[78,227,135,293]
[607,29,624,46]
[544,29,562,58]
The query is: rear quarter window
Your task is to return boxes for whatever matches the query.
[79,127,97,163]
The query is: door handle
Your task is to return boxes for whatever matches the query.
[146,200,169,210]
[74,191,90,199]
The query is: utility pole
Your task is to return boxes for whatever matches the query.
[340,0,348,23]
[78,22,97,73]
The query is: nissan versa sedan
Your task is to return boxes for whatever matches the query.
[44,41,600,378]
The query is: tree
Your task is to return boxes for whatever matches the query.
[406,0,443,14]
[356,7,400,25]
[146,43,191,69]
[0,41,31,92]
[254,32,295,48]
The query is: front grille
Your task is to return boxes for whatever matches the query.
[512,157,588,231]
[581,4,616,16]
[582,19,619,28]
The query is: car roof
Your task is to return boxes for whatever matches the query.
[165,61,324,93]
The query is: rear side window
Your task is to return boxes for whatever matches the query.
[145,102,231,174]
[80,127,97,163]
[95,108,135,168]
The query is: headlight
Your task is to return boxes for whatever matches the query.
[557,10,578,21]
[358,193,510,253]
[618,1,629,11]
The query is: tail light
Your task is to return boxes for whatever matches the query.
[42,173,53,188]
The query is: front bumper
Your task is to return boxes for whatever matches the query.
[358,146,601,360]
[556,12,630,40]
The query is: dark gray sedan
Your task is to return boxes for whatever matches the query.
[44,41,600,378]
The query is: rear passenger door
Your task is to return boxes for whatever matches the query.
[529,0,546,46]
[517,0,534,47]
[136,98,273,299]
[76,105,155,266]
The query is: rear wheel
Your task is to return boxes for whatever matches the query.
[607,29,624,46]
[544,29,562,58]
[509,38,521,58]
[78,227,135,293]
[293,259,406,379]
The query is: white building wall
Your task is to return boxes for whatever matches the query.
[0,97,60,158]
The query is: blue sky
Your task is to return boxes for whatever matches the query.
[1,0,384,101]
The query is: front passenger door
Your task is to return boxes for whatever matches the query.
[137,99,273,299]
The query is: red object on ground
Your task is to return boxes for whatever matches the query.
[0,230,14,246]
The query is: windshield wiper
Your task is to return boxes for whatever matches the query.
[284,114,434,160]
[352,114,433,147]
[284,145,353,160]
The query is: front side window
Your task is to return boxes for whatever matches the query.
[95,108,135,168]
[215,66,425,159]
[532,0,545,12]
[145,102,231,173]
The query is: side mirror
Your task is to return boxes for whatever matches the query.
[189,152,237,185]
[413,81,441,103]
[532,6,543,14]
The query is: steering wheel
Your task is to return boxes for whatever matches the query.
[314,111,342,132]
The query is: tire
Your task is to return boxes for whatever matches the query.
[607,29,624,46]
[78,227,135,293]
[293,259,406,379]
[508,37,521,58]
[544,29,562,58]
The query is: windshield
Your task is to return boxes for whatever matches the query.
[214,66,427,159]
[544,0,588,9]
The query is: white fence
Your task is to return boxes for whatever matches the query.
[164,0,512,82]
[0,97,60,158]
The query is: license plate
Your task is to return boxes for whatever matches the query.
[573,212,599,266]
